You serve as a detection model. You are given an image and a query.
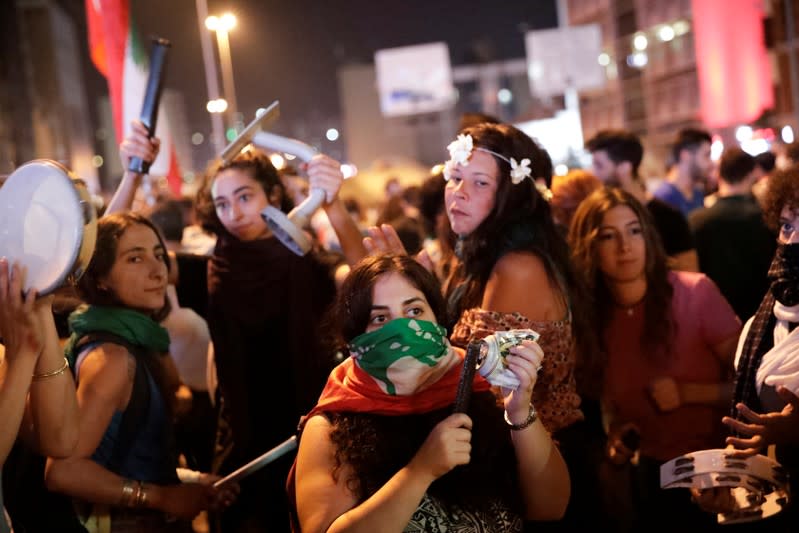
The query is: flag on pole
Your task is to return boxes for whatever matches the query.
[85,0,181,193]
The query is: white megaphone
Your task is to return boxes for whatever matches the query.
[218,101,323,256]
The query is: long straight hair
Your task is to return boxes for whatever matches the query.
[569,187,674,364]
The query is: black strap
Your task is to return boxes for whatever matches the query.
[75,332,152,473]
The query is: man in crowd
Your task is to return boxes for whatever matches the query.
[586,129,698,271]
[653,128,714,216]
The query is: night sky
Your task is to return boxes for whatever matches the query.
[131,0,558,144]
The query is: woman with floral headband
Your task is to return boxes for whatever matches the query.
[292,254,569,532]
[364,123,600,527]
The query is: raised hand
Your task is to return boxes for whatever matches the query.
[363,224,408,256]
[119,120,161,172]
[408,413,472,481]
[306,154,344,205]
[722,387,799,457]
[0,259,44,361]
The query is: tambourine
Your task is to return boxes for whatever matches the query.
[0,160,97,294]
[660,449,790,524]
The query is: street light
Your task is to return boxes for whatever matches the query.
[206,12,240,132]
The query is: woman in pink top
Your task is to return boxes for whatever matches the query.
[569,187,741,531]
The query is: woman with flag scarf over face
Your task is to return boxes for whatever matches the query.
[695,168,799,528]
[291,254,569,533]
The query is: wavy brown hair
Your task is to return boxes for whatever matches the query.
[568,187,674,366]
[77,212,171,321]
[440,123,598,397]
[762,167,799,232]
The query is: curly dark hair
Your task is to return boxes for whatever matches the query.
[762,167,799,232]
[328,391,521,513]
[569,187,674,366]
[194,148,292,236]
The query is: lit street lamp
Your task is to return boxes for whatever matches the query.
[206,13,240,132]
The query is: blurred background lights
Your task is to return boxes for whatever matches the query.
[326,128,339,141]
[270,153,286,170]
[633,33,648,51]
[554,164,568,176]
[497,88,513,104]
[735,125,753,142]
[207,98,228,113]
[627,52,648,68]
[91,155,104,168]
[673,20,690,36]
[191,132,204,145]
[710,138,724,161]
[782,125,795,143]
[658,25,675,42]
[340,163,358,179]
[598,52,610,66]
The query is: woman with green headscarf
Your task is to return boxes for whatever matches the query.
[45,212,237,532]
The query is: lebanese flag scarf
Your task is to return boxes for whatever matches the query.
[305,350,491,420]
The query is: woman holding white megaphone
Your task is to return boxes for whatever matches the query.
[194,145,365,532]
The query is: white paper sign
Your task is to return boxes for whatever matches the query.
[375,42,455,117]
[525,25,604,97]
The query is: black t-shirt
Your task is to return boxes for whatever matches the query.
[646,198,695,256]
[689,194,777,321]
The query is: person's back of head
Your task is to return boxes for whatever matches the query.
[458,112,500,133]
[718,147,756,185]
[150,199,186,243]
[671,128,712,163]
[585,129,644,181]
[754,151,776,174]
[550,170,602,228]
[419,172,446,237]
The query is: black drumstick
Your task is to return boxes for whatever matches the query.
[129,37,171,174]
[453,341,481,413]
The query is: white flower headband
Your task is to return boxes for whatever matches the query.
[442,133,533,185]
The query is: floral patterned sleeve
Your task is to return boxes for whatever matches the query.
[450,308,584,433]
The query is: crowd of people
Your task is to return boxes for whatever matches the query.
[1,114,799,533]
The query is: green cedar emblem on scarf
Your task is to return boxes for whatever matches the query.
[349,318,455,396]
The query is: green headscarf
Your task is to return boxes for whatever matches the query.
[64,305,170,367]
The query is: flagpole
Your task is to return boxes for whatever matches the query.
[196,0,226,154]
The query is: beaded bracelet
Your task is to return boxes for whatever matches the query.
[504,404,537,431]
[32,357,69,381]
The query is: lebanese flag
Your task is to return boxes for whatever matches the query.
[85,0,182,195]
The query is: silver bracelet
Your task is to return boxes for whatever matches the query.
[504,404,537,431]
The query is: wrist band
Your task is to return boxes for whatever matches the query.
[504,404,537,431]
[120,479,135,507]
[133,481,148,508]
[660,449,789,524]
[32,357,69,381]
